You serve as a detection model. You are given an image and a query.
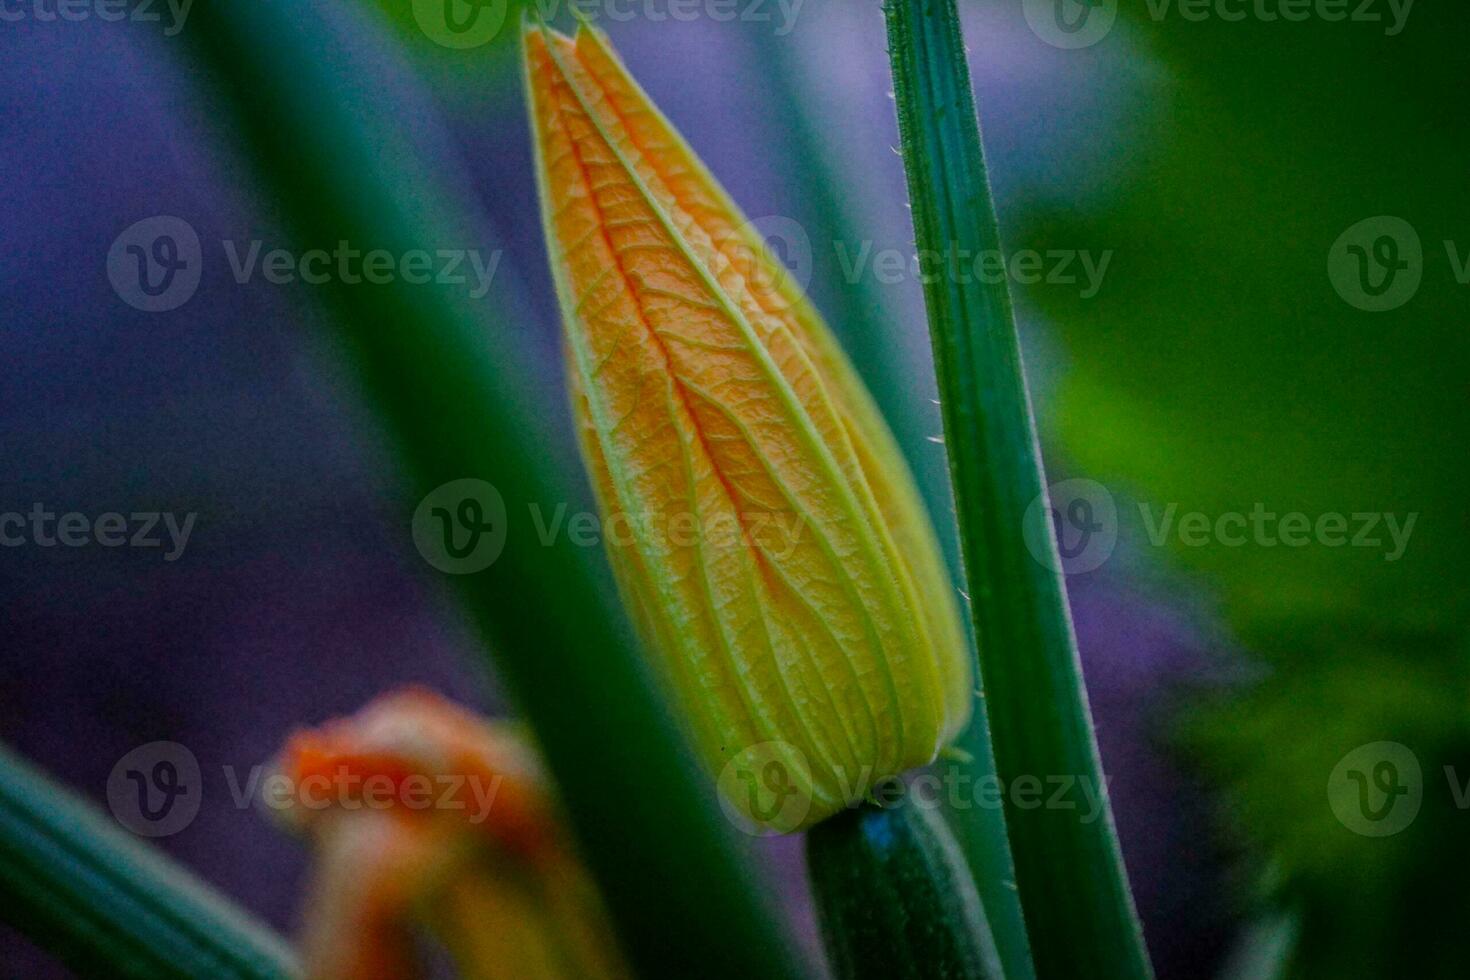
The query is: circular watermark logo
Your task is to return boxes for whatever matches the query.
[1023,0,1118,49]
[1022,478,1118,574]
[107,216,202,312]
[716,215,813,311]
[412,478,507,574]
[412,0,508,49]
[106,741,202,837]
[1328,741,1422,837]
[716,740,813,835]
[1327,215,1421,312]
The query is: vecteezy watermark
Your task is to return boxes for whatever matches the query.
[1328,215,1470,311]
[107,741,506,837]
[835,241,1113,299]
[716,215,815,310]
[411,480,813,575]
[717,740,815,834]
[221,240,500,299]
[108,216,502,312]
[413,0,806,49]
[1024,0,1414,49]
[412,0,510,48]
[1327,743,1470,838]
[526,502,807,559]
[0,0,193,36]
[716,739,1115,836]
[0,505,196,561]
[107,741,203,836]
[1023,478,1120,574]
[1023,0,1120,50]
[1328,741,1421,837]
[226,763,505,825]
[1022,479,1419,573]
[1328,215,1422,311]
[107,216,202,312]
[412,479,508,575]
[1136,502,1417,562]
[1145,0,1414,34]
[734,218,1112,300]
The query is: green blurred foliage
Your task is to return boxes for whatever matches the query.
[1012,3,1470,975]
[1025,8,1467,643]
[1186,635,1470,979]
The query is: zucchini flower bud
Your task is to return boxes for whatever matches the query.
[273,688,628,980]
[522,22,972,832]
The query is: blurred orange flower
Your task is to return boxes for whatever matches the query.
[274,688,628,980]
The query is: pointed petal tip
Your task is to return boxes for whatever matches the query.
[519,13,544,54]
[572,17,604,44]
[518,9,573,48]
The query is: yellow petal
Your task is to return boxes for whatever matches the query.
[524,22,972,830]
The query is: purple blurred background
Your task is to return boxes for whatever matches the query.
[1,3,1233,976]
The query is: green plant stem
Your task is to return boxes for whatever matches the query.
[178,4,805,978]
[808,796,1003,980]
[882,2,1152,978]
[0,744,296,979]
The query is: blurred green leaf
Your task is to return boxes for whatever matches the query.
[1020,6,1470,649]
[1183,635,1470,980]
[180,3,806,977]
[368,0,528,62]
[0,744,296,979]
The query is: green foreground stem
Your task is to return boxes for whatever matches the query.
[0,744,295,979]
[808,796,1003,980]
[882,2,1153,977]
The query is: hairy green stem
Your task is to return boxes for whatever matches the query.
[882,1,1152,977]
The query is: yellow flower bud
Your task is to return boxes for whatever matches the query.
[522,22,972,831]
[274,689,629,980]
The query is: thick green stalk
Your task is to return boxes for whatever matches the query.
[0,744,295,979]
[808,796,1003,980]
[178,4,805,978]
[882,1,1152,977]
